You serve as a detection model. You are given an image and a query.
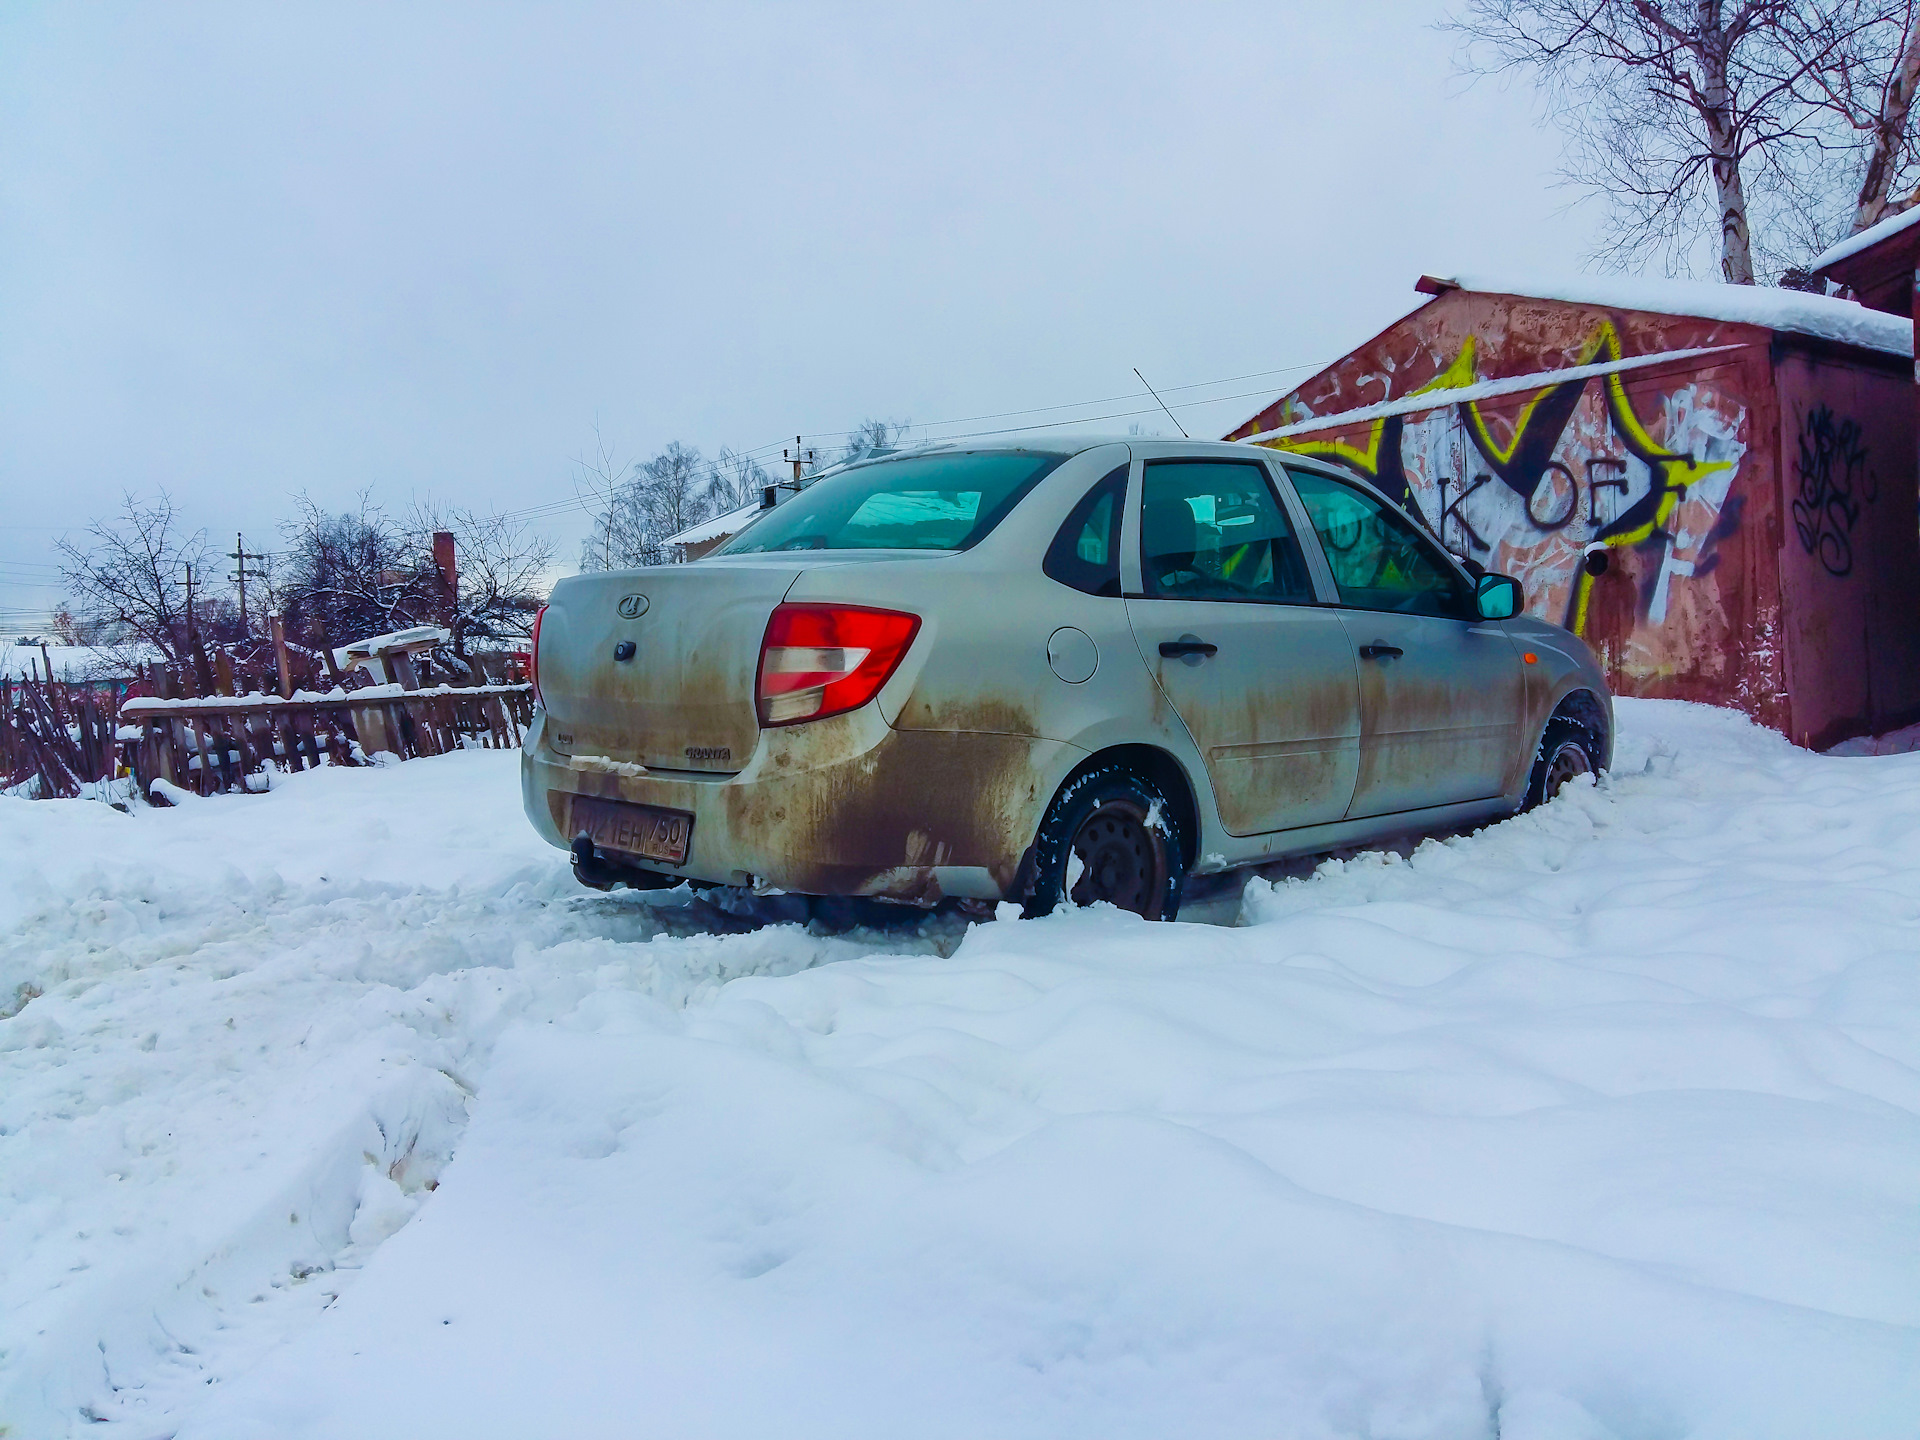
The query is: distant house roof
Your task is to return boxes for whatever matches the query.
[334,624,448,671]
[1420,273,1912,358]
[662,445,912,554]
[1809,206,1920,274]
[666,499,763,550]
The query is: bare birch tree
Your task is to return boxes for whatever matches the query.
[706,446,773,513]
[838,417,912,462]
[1449,2,1885,281]
[571,423,638,571]
[580,440,720,569]
[637,442,712,540]
[1851,14,1920,228]
[1798,2,1920,233]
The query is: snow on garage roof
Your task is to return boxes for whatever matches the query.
[1428,272,1912,358]
[1809,206,1920,275]
[1241,342,1747,445]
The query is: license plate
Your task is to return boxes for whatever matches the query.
[569,796,693,866]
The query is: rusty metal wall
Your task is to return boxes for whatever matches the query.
[1227,291,1913,741]
[1772,346,1920,747]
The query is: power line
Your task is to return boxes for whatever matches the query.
[0,355,1330,550]
[805,358,1332,441]
[1133,367,1189,440]
[490,358,1327,531]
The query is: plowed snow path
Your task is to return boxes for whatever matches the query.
[3,701,1918,1439]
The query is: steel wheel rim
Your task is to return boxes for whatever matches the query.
[1069,800,1166,918]
[1544,740,1592,799]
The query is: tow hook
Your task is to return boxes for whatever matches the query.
[570,834,617,890]
[570,834,678,892]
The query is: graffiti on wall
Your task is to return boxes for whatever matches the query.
[1791,404,1873,578]
[1257,323,1747,642]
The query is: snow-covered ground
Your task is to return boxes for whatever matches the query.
[3,699,1917,1439]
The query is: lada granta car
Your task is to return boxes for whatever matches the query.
[522,437,1612,920]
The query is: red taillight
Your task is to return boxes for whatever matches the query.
[529,604,547,708]
[756,603,920,727]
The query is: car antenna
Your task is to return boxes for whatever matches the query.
[1133,367,1189,439]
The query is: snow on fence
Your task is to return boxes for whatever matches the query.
[4,629,534,802]
[119,682,534,799]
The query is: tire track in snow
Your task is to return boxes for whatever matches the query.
[0,847,961,1438]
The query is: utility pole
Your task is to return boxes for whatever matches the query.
[783,435,817,486]
[228,533,270,638]
[181,561,214,695]
[772,436,818,507]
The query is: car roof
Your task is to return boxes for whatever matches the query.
[825,433,1364,491]
[844,433,1285,461]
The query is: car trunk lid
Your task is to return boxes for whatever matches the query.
[536,560,805,772]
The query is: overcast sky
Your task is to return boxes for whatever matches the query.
[0,1,1591,625]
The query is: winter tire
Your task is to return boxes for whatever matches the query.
[1025,762,1187,920]
[1524,714,1601,809]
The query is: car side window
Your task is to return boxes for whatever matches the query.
[1286,468,1474,620]
[1139,460,1315,603]
[1043,464,1126,596]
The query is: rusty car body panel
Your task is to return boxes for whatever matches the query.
[522,437,1612,905]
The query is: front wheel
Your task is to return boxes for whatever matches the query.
[1523,715,1602,809]
[1025,763,1187,920]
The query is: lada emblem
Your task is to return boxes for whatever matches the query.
[617,594,649,619]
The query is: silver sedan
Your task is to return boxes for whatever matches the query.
[522,437,1611,919]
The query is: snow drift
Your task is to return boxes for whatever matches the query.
[2,700,1916,1438]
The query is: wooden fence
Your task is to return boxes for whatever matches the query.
[118,683,534,798]
[0,675,120,800]
[5,627,533,802]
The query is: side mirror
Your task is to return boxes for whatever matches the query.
[1475,573,1522,620]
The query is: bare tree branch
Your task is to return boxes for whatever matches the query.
[1447,0,1920,278]
[56,490,209,669]
[404,501,554,659]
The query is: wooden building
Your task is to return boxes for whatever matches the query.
[1811,207,1920,320]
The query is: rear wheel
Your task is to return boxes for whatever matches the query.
[1524,715,1602,809]
[1025,763,1187,920]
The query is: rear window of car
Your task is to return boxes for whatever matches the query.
[715,450,1068,554]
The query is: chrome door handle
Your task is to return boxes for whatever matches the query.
[1359,643,1403,660]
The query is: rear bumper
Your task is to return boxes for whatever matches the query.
[521,707,1080,903]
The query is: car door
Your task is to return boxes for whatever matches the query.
[1283,466,1524,818]
[1123,457,1361,836]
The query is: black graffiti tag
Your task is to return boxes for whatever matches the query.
[1437,474,1491,552]
[1526,460,1580,529]
[1791,406,1872,578]
[1586,457,1629,524]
